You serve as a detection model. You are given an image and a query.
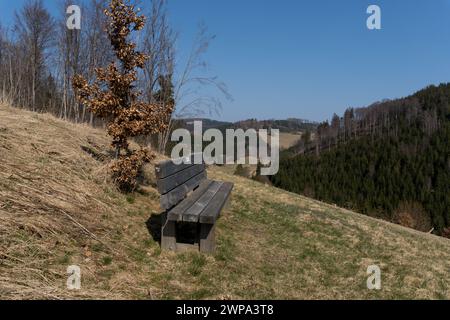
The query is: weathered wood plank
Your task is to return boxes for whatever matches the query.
[160,171,207,210]
[176,243,200,252]
[161,213,177,251]
[155,153,202,179]
[199,182,234,224]
[199,223,216,254]
[157,164,205,194]
[183,181,223,223]
[167,180,213,221]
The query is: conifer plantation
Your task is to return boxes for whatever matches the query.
[272,84,450,236]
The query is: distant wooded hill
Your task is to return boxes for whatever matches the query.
[271,84,450,237]
[179,117,318,133]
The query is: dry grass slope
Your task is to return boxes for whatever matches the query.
[278,132,302,150]
[1,104,449,299]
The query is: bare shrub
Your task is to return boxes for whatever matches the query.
[73,0,173,191]
[392,201,432,232]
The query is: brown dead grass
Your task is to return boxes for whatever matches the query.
[1,104,450,300]
[279,132,302,150]
[0,104,162,299]
[258,131,302,150]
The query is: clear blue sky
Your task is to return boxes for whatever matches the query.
[1,0,450,122]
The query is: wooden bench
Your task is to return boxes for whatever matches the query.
[155,155,233,254]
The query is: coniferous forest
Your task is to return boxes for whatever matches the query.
[271,84,450,236]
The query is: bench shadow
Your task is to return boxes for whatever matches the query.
[145,213,200,246]
[146,212,163,244]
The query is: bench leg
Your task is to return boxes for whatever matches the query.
[161,213,177,251]
[199,223,216,254]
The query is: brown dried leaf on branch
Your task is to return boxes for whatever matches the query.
[72,0,174,192]
[110,149,154,192]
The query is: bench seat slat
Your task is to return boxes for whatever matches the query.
[182,181,223,222]
[167,180,214,221]
[199,182,234,224]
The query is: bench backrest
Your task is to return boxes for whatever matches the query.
[155,154,206,210]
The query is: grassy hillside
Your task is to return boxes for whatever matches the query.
[1,104,450,299]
